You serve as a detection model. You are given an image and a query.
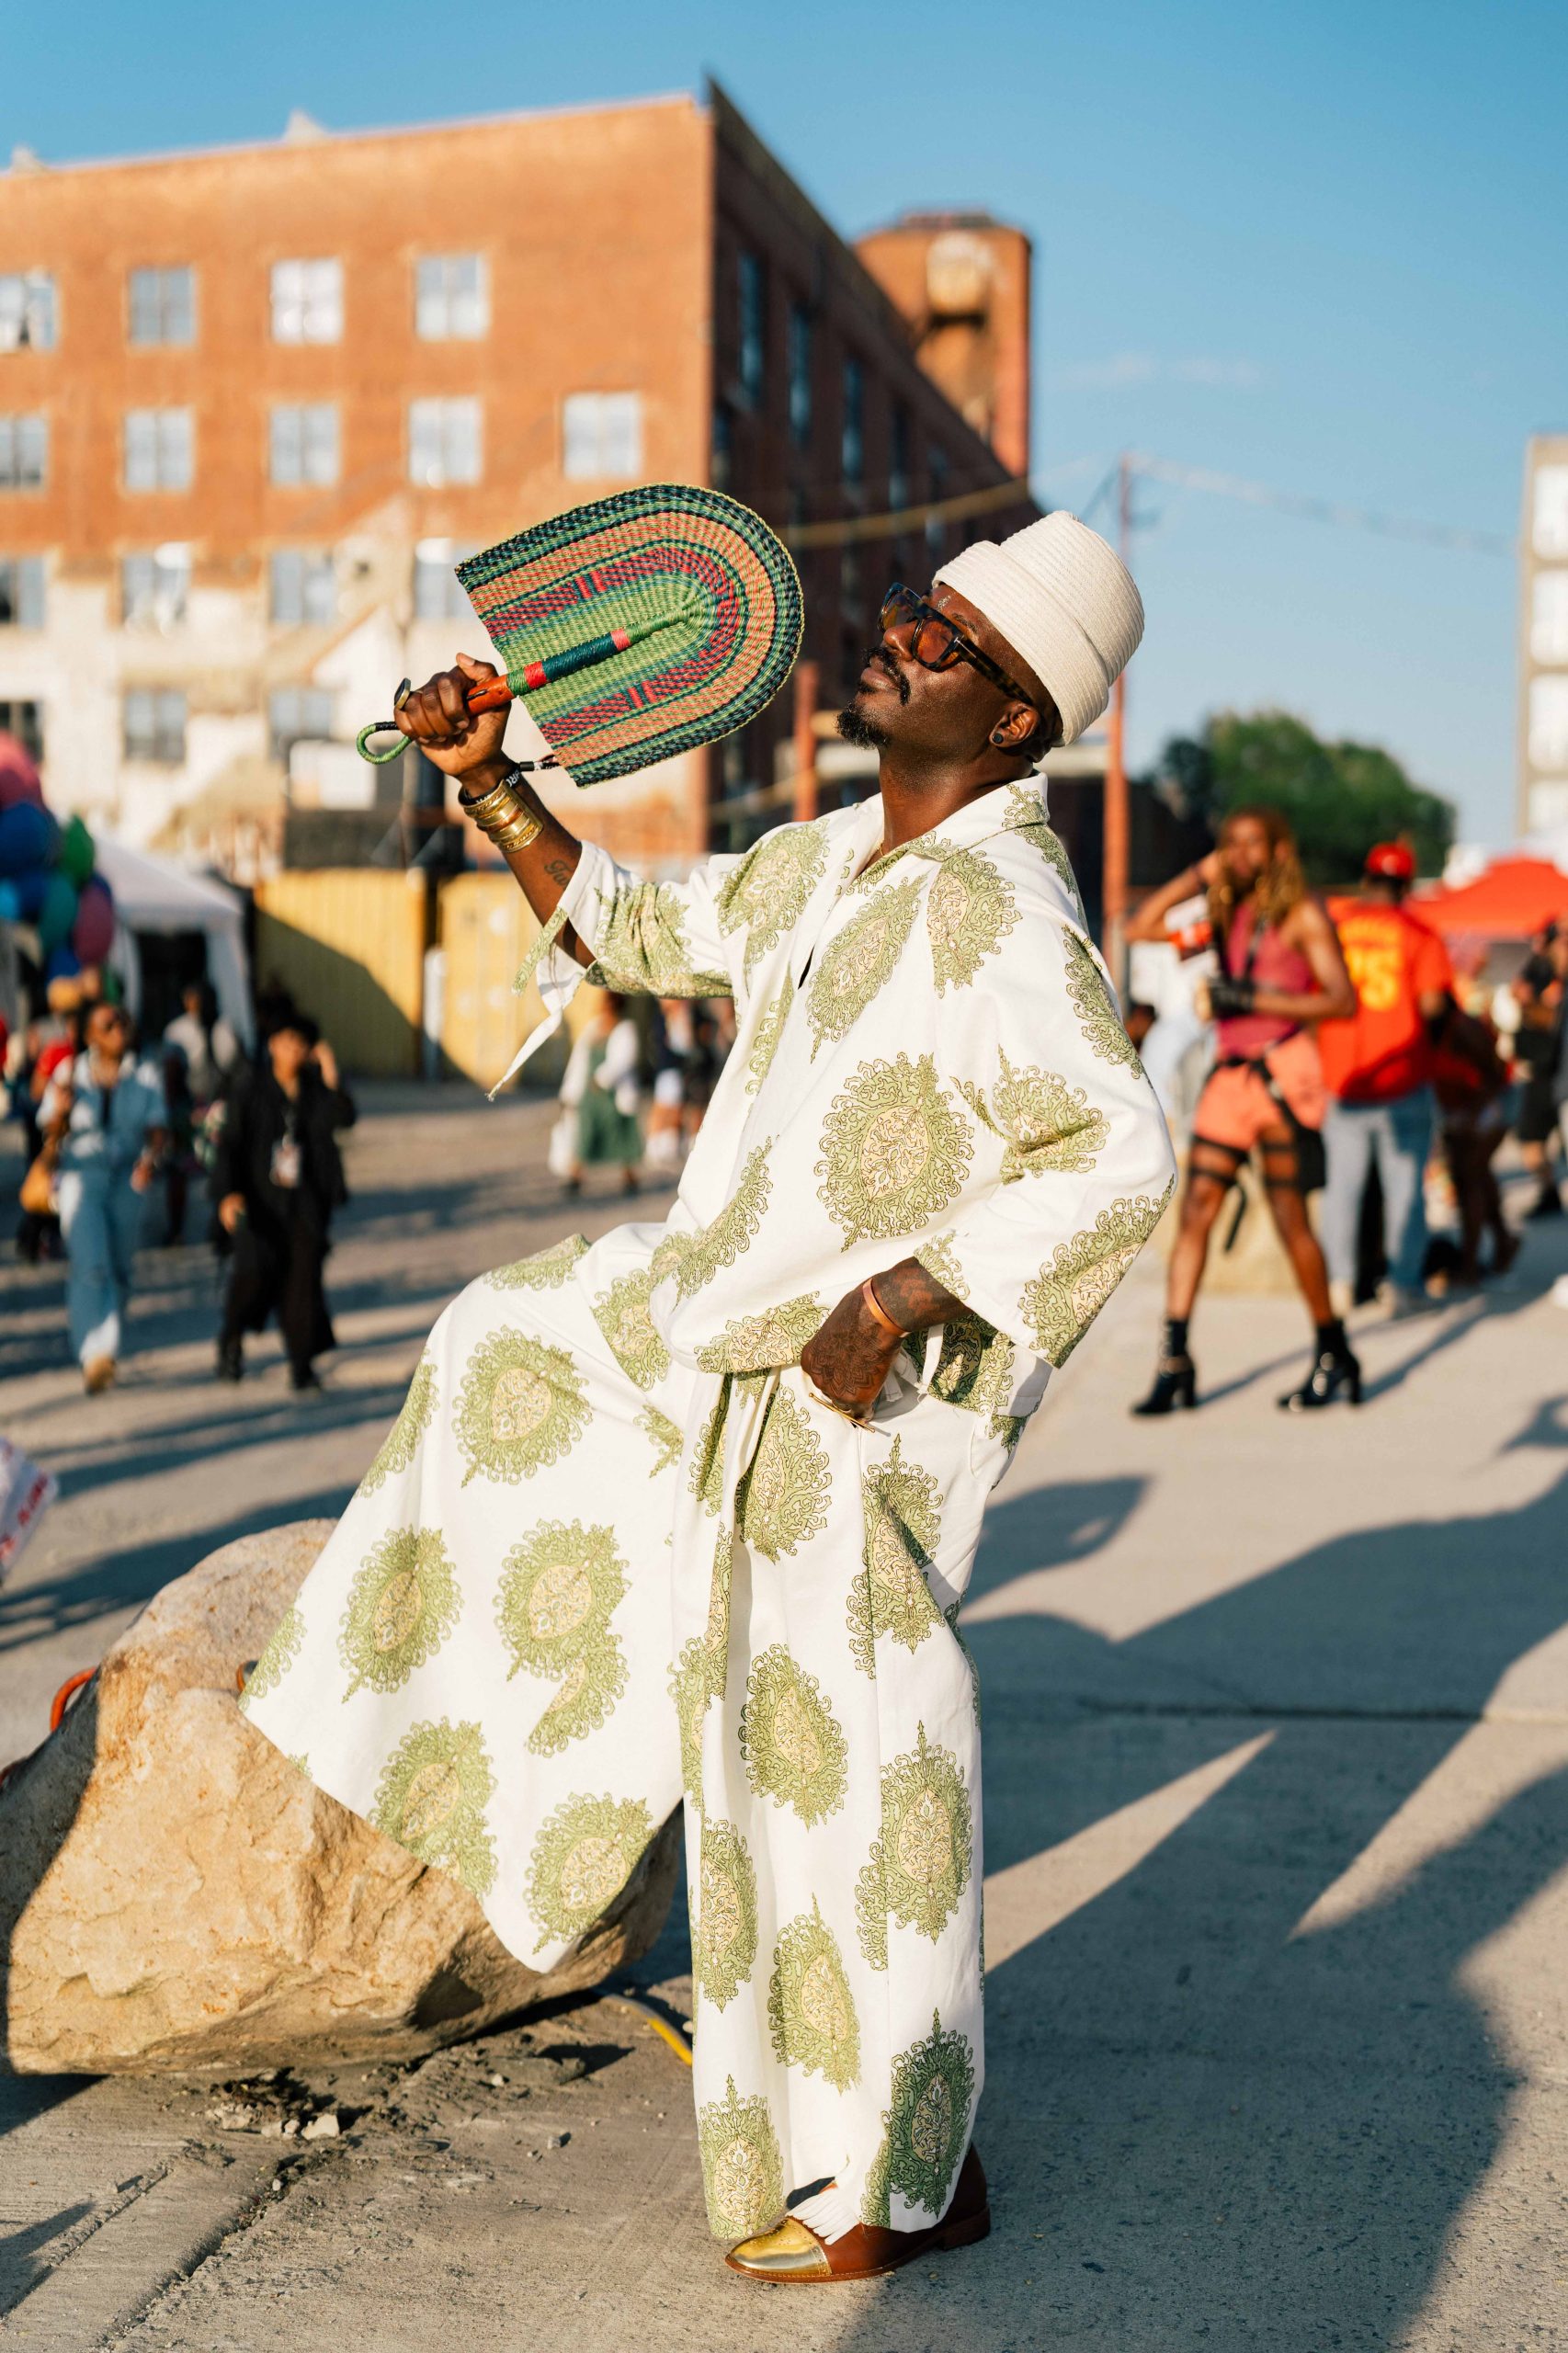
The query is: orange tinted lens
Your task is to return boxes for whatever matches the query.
[911,613,959,667]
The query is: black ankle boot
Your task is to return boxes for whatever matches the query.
[216,1338,244,1383]
[1132,1319,1198,1415]
[1278,1324,1361,1413]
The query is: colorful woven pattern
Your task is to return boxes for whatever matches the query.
[456,484,802,787]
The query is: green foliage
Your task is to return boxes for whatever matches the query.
[1153,711,1454,883]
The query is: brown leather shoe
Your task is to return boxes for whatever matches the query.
[724,2146,989,2282]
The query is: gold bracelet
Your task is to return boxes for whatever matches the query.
[860,1276,908,1340]
[487,805,544,854]
[460,778,525,826]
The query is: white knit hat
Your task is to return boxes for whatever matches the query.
[936,511,1144,746]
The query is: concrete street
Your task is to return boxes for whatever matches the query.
[3,1086,1566,2352]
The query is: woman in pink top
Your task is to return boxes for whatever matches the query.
[1126,805,1357,1413]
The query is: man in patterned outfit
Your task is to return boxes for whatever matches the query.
[243,513,1173,2281]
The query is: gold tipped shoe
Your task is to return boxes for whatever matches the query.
[724,2147,989,2283]
[724,2217,833,2280]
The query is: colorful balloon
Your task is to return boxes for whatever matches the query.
[13,864,50,920]
[0,732,43,811]
[60,813,96,888]
[72,876,116,963]
[0,800,55,878]
[44,944,83,983]
[36,870,78,954]
[0,880,18,921]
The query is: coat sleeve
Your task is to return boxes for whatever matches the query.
[914,910,1177,1370]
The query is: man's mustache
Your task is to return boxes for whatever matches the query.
[866,644,911,704]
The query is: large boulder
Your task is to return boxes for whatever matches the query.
[1,1521,680,2075]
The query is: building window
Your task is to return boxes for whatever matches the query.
[124,408,192,494]
[121,547,189,630]
[415,255,488,340]
[562,392,642,481]
[0,699,43,762]
[841,358,865,487]
[268,685,335,762]
[737,252,766,410]
[409,396,481,487]
[926,446,949,557]
[1532,466,1568,561]
[269,549,336,626]
[270,404,339,487]
[1530,571,1568,667]
[787,304,812,449]
[128,267,195,347]
[271,258,342,345]
[0,556,45,629]
[710,402,733,494]
[891,404,912,512]
[0,272,57,353]
[1528,674,1568,773]
[123,687,187,764]
[0,415,48,489]
[413,539,477,621]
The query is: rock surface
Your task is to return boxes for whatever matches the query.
[0,1520,680,2075]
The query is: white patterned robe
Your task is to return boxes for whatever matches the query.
[243,777,1176,2241]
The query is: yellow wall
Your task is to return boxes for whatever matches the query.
[254,870,426,1078]
[437,872,602,1092]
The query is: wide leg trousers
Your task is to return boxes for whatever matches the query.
[243,1227,1003,2241]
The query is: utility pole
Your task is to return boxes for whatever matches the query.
[791,657,819,824]
[1102,450,1131,989]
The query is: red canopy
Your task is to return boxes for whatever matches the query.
[1415,857,1568,942]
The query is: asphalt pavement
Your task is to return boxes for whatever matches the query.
[3,1086,1566,2352]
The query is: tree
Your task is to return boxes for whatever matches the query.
[1151,710,1454,883]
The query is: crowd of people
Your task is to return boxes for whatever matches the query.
[3,968,354,1396]
[1127,813,1567,1415]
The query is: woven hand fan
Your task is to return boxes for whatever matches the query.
[358,483,802,781]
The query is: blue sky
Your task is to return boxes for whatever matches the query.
[12,0,1567,842]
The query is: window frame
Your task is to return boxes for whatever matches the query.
[0,413,49,490]
[269,402,340,489]
[122,685,187,765]
[120,546,190,630]
[270,257,344,347]
[561,391,642,483]
[737,251,767,411]
[0,554,45,629]
[787,303,812,450]
[0,271,57,354]
[415,253,489,341]
[128,266,197,348]
[407,395,483,488]
[840,355,865,489]
[123,407,193,494]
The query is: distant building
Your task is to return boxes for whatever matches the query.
[0,85,1032,879]
[1519,433,1568,838]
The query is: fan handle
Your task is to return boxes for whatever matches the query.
[356,676,515,766]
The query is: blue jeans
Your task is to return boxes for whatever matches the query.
[58,1168,144,1367]
[1320,1087,1434,1292]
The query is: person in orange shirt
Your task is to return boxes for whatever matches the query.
[1318,843,1453,1315]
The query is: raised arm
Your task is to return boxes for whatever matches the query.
[1124,852,1219,944]
[394,653,733,1002]
[394,654,595,967]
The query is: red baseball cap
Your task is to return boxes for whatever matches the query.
[1365,841,1416,881]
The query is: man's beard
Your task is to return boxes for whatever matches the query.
[836,648,907,749]
[835,700,889,750]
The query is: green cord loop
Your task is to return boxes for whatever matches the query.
[356,721,408,765]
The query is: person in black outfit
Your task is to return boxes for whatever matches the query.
[212,1015,355,1390]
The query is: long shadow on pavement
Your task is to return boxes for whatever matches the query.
[832,1417,1568,2350]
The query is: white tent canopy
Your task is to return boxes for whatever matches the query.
[95,837,254,1050]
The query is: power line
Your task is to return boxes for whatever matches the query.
[1123,453,1515,558]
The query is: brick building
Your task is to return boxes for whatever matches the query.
[0,84,1032,879]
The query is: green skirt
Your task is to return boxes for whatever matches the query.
[576,1086,642,1166]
